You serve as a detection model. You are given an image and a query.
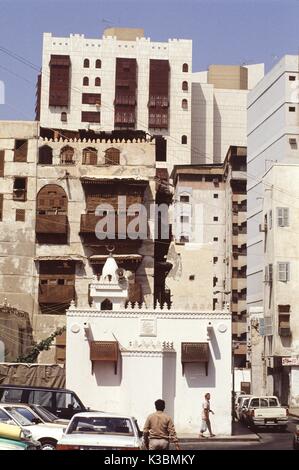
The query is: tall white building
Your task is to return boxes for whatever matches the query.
[192,64,264,164]
[247,55,299,404]
[38,28,192,169]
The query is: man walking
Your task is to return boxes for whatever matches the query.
[143,399,180,450]
[199,392,215,438]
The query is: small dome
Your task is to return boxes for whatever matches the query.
[102,254,119,282]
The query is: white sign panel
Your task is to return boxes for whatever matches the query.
[282,357,299,366]
[139,318,157,337]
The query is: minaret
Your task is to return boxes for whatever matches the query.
[89,253,128,310]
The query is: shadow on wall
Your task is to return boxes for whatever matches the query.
[94,356,122,386]
[213,98,221,164]
[162,352,177,419]
[191,83,207,165]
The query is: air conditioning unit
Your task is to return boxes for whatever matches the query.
[259,223,268,232]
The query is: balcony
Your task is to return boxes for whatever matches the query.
[38,284,75,304]
[36,214,68,235]
[80,214,146,239]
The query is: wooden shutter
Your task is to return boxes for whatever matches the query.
[49,55,70,107]
[16,209,25,222]
[0,150,4,177]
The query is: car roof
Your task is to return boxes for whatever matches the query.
[69,412,135,420]
[0,384,75,393]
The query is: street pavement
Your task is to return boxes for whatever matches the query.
[178,417,299,450]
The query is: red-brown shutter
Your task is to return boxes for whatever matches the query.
[49,55,71,107]
[0,150,4,177]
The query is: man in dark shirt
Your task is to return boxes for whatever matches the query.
[143,399,180,450]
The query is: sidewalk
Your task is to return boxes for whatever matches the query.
[177,422,259,442]
[289,407,299,418]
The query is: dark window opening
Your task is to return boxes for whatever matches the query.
[213,257,218,264]
[61,112,67,122]
[82,93,101,105]
[83,76,89,86]
[182,81,188,91]
[213,193,219,199]
[180,195,189,203]
[14,139,28,162]
[155,136,167,162]
[181,135,187,145]
[101,299,113,310]
[213,216,218,221]
[182,99,188,110]
[84,58,90,68]
[95,77,101,87]
[95,59,101,69]
[38,145,53,165]
[213,237,218,242]
[13,177,27,201]
[289,106,296,112]
[182,63,189,72]
[289,76,296,81]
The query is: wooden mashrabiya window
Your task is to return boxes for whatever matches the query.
[181,342,209,376]
[90,341,119,374]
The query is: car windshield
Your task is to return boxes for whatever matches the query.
[67,417,134,436]
[4,407,33,426]
[11,407,43,424]
[32,405,58,422]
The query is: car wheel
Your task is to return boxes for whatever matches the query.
[39,439,57,450]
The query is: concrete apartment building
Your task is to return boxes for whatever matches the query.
[247,55,299,405]
[167,145,247,367]
[38,28,192,169]
[191,64,264,164]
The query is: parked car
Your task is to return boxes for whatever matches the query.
[0,385,86,419]
[294,425,299,450]
[3,403,68,429]
[57,412,143,450]
[245,396,288,429]
[27,404,69,425]
[235,394,252,422]
[0,404,65,449]
[0,422,41,450]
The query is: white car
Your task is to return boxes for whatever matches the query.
[0,404,66,449]
[57,412,143,450]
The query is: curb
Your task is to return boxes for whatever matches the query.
[178,435,260,443]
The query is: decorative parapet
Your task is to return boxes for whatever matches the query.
[67,304,231,320]
[39,137,151,145]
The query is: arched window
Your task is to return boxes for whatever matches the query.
[60,145,75,165]
[61,112,67,122]
[38,145,53,165]
[83,58,90,68]
[105,148,120,165]
[181,135,187,145]
[95,59,101,68]
[95,77,101,86]
[83,76,89,86]
[37,184,68,215]
[182,81,188,91]
[82,147,97,165]
[182,99,188,110]
[182,63,188,72]
[101,298,113,310]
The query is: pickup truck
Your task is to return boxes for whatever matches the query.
[245,396,288,430]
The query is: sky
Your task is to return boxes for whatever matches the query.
[0,0,299,120]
